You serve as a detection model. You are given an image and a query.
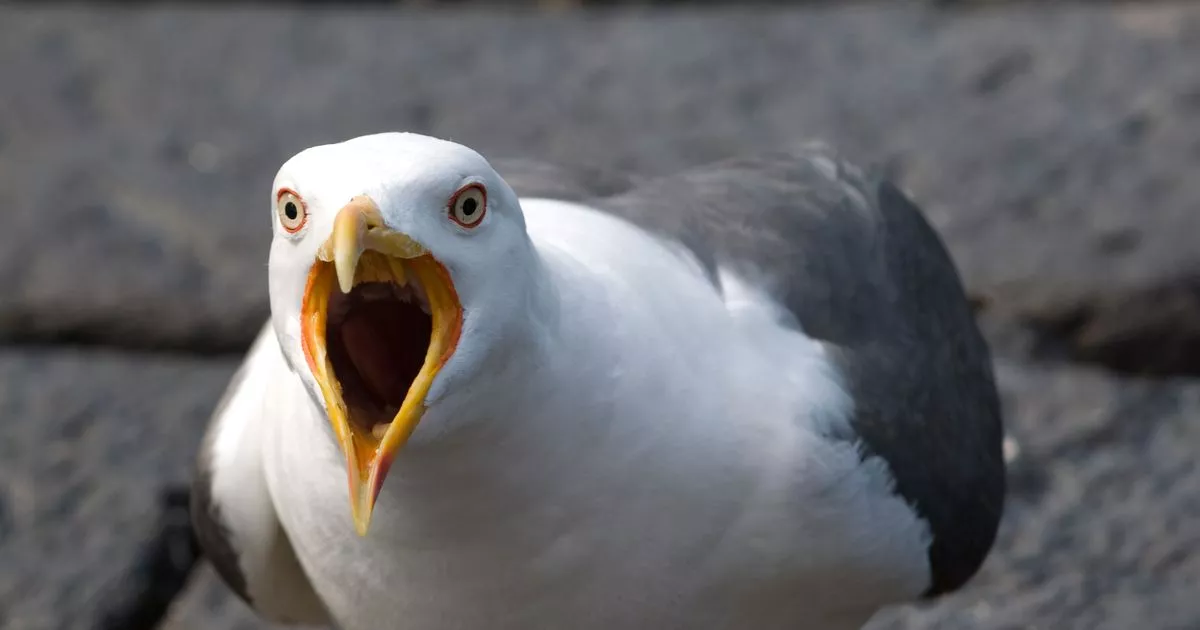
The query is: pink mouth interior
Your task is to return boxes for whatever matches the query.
[325,281,431,434]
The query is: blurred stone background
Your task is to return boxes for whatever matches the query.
[1,1,1197,629]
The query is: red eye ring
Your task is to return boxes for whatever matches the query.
[448,183,487,229]
[276,188,307,234]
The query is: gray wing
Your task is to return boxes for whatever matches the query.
[590,144,1006,597]
[191,323,331,624]
[493,158,639,202]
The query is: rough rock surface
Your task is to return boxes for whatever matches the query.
[0,350,236,630]
[2,3,1200,368]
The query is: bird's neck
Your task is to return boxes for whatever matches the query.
[403,239,624,449]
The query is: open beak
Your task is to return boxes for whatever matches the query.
[299,195,462,536]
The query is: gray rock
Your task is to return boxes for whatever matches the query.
[2,4,1200,367]
[0,349,236,630]
[158,360,1200,629]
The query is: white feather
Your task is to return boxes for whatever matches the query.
[201,323,329,625]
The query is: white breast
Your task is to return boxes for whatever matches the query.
[262,199,933,630]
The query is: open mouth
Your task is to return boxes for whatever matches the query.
[299,199,462,536]
[327,273,431,441]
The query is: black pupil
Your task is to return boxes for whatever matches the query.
[461,197,478,216]
[284,201,298,221]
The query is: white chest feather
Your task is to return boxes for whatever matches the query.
[261,200,931,630]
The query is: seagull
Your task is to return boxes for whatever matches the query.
[191,132,1005,630]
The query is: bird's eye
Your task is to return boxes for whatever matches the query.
[276,189,307,233]
[448,184,486,228]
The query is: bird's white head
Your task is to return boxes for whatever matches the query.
[266,132,533,536]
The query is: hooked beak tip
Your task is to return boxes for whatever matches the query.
[330,195,382,294]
